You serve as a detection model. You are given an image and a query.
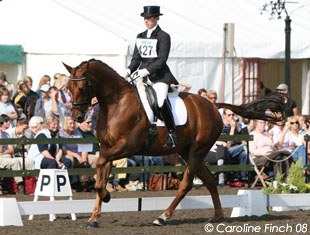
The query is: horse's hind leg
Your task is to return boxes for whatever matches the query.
[153,162,196,226]
[153,154,223,226]
[87,158,112,228]
[195,164,224,220]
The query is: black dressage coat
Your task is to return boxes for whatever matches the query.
[128,26,178,85]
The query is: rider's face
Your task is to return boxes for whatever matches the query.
[144,16,158,29]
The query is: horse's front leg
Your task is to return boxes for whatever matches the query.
[87,157,112,228]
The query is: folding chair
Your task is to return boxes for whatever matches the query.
[250,149,293,188]
[249,155,267,188]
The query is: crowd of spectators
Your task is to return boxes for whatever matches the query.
[0,71,182,194]
[0,69,309,194]
[198,85,310,187]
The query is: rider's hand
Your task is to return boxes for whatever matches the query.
[137,68,150,78]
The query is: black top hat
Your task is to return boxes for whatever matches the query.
[141,6,163,17]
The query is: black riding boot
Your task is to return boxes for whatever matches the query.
[159,100,178,148]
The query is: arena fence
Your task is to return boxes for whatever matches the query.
[0,134,255,178]
[1,134,309,186]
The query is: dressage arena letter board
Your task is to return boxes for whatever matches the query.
[34,169,72,197]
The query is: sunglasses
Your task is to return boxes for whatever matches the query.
[208,96,217,100]
[290,121,299,125]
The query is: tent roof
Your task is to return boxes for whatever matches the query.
[1,0,310,58]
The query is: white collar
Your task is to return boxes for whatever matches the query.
[147,24,158,38]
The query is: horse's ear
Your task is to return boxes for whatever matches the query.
[62,62,73,74]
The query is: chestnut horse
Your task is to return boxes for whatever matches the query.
[64,59,285,228]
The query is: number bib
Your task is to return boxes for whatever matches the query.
[136,38,158,58]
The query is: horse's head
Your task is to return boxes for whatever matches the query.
[63,61,95,123]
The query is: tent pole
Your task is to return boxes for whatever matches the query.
[284,15,291,94]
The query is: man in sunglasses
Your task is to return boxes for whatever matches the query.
[276,83,298,117]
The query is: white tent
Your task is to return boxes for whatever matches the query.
[0,0,310,112]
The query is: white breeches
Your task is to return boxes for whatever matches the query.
[153,82,168,107]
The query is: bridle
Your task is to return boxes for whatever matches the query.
[70,76,95,110]
[70,70,141,112]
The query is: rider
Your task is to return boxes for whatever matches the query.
[126,6,178,148]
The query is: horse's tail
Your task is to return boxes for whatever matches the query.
[215,92,287,122]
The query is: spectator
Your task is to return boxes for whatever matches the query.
[207,90,218,104]
[11,80,24,100]
[298,115,308,134]
[76,116,98,191]
[59,117,88,167]
[48,86,65,123]
[0,71,15,98]
[53,73,62,86]
[198,88,207,99]
[249,120,292,178]
[0,115,25,192]
[5,117,35,169]
[275,83,298,117]
[1,114,11,131]
[221,108,249,182]
[54,74,72,117]
[36,75,51,98]
[23,76,34,91]
[34,84,50,119]
[6,117,28,156]
[0,86,18,127]
[203,143,226,186]
[270,118,307,168]
[59,116,90,190]
[23,76,39,120]
[76,116,99,168]
[34,85,64,122]
[285,116,307,167]
[12,82,29,117]
[27,116,68,169]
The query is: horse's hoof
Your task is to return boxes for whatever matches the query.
[102,190,111,203]
[153,218,167,226]
[86,221,99,228]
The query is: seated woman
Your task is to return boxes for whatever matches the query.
[59,117,88,167]
[270,116,307,168]
[286,115,307,168]
[27,115,70,169]
[249,120,292,177]
[59,116,90,191]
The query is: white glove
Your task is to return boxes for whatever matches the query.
[137,68,150,78]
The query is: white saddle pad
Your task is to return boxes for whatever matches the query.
[136,84,187,126]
